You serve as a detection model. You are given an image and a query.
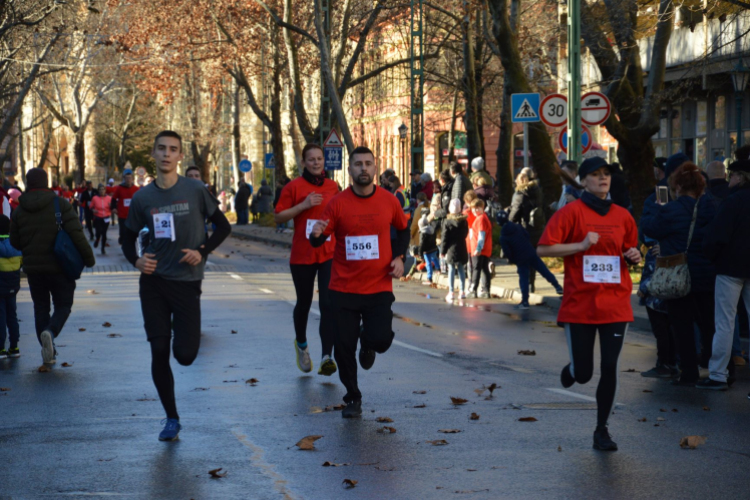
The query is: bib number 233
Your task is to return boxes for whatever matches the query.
[346,235,379,261]
[153,213,176,242]
[583,255,620,284]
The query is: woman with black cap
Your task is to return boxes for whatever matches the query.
[537,157,641,452]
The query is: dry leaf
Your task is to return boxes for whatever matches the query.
[296,435,323,450]
[208,468,227,478]
[322,461,349,467]
[557,446,562,452]
[474,388,486,396]
[643,389,653,393]
[638,418,647,422]
[466,469,477,472]
[450,397,468,405]
[324,404,346,411]
[223,380,237,383]
[231,330,238,334]
[487,383,498,395]
[61,362,73,367]
[657,417,665,421]
[672,408,679,413]
[518,417,538,422]
[376,426,397,434]
[470,413,480,420]
[659,408,667,412]
[246,378,259,385]
[38,365,51,373]
[342,479,358,488]
[622,368,639,373]
[413,404,426,408]
[413,390,426,394]
[702,406,710,411]
[517,350,536,356]
[191,387,209,391]
[102,322,112,327]
[78,328,86,332]
[87,289,99,294]
[426,440,448,446]
[136,395,156,401]
[438,429,461,434]
[106,333,122,338]
[376,417,393,423]
[0,387,10,391]
[679,436,707,449]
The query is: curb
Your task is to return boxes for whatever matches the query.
[230,226,293,248]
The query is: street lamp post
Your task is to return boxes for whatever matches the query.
[398,123,408,181]
[731,58,750,149]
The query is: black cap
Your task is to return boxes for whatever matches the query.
[578,157,609,179]
[496,210,509,226]
[665,152,690,179]
[728,159,750,173]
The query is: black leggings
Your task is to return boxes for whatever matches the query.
[289,260,334,357]
[564,322,627,429]
[94,217,109,247]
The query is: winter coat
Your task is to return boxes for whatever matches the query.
[417,221,438,255]
[439,214,469,265]
[440,180,454,215]
[421,180,435,201]
[707,178,731,202]
[641,193,718,292]
[499,221,536,265]
[79,189,96,215]
[410,202,427,246]
[470,170,492,187]
[0,236,21,295]
[10,190,95,275]
[451,173,472,205]
[256,184,274,213]
[509,180,545,246]
[474,185,494,203]
[234,183,252,211]
[703,183,750,279]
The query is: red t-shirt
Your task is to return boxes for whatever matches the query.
[320,186,409,294]
[111,184,140,220]
[464,208,477,253]
[274,177,338,265]
[471,212,493,257]
[538,199,638,324]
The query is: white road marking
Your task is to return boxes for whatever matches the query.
[230,426,296,500]
[392,340,443,358]
[547,388,624,406]
[259,288,274,294]
[229,274,243,280]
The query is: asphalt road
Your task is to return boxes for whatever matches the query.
[1,226,749,499]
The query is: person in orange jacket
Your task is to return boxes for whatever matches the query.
[90,184,113,255]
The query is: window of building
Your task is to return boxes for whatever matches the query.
[696,101,707,136]
[714,95,726,131]
[671,108,681,139]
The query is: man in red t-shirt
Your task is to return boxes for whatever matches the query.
[274,144,339,376]
[110,169,139,244]
[310,146,409,418]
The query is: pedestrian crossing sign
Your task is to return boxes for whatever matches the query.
[511,93,541,123]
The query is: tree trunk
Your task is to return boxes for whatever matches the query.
[496,73,513,206]
[191,142,212,182]
[287,87,303,176]
[271,24,286,180]
[462,2,482,162]
[447,87,459,163]
[232,83,241,180]
[73,133,86,185]
[617,133,655,218]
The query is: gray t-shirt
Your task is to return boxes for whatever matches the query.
[126,176,218,281]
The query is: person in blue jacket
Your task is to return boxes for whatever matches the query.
[641,161,719,386]
[0,213,21,359]
[497,210,562,309]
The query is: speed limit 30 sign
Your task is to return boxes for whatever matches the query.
[540,94,568,128]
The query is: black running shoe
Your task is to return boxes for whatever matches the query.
[342,400,362,419]
[359,348,376,370]
[593,427,618,451]
[561,364,575,388]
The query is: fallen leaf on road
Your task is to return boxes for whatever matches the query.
[106,333,122,338]
[413,390,426,394]
[557,446,562,452]
[376,426,397,434]
[638,418,647,422]
[78,328,86,332]
[246,378,259,386]
[0,387,10,391]
[208,468,227,478]
[466,469,477,472]
[61,362,73,367]
[322,461,349,467]
[438,429,461,433]
[679,436,707,449]
[102,322,112,327]
[191,387,209,391]
[342,479,358,488]
[136,395,156,401]
[310,407,324,414]
[87,289,99,294]
[231,330,238,334]
[642,389,653,393]
[325,404,346,411]
[518,417,537,422]
[474,388,486,396]
[376,417,393,423]
[517,350,536,356]
[487,383,499,396]
[223,380,237,383]
[296,435,323,450]
[426,440,448,446]
[470,413,480,420]
[38,365,51,373]
[413,404,426,408]
[703,406,710,411]
[657,417,665,421]
[622,368,639,373]
[672,408,679,413]
[450,397,468,405]
[660,408,667,412]
[375,465,396,471]
[455,489,490,494]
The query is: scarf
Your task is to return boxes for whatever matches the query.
[302,168,326,187]
[581,190,612,216]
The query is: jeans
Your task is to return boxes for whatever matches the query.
[27,273,77,343]
[236,208,249,225]
[516,255,560,304]
[423,251,439,281]
[0,293,19,349]
[709,275,750,382]
[447,263,466,293]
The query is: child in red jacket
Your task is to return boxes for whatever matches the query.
[469,199,492,298]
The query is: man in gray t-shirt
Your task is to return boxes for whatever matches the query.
[126,176,217,281]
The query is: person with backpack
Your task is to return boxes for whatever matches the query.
[440,199,469,301]
[509,167,546,292]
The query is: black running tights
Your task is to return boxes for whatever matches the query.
[290,260,334,357]
[564,322,627,428]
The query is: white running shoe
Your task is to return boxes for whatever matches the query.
[40,330,56,365]
[459,291,467,299]
[294,340,312,373]
[445,292,454,302]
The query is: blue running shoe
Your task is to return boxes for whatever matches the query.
[158,418,181,441]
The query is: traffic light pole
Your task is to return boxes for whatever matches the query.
[567,0,581,163]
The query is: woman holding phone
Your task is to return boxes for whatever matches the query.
[537,157,641,452]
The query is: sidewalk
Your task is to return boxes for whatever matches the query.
[229,223,653,332]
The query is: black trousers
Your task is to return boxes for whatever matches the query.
[330,290,395,403]
[471,255,491,292]
[84,210,94,239]
[27,273,76,343]
[645,307,675,367]
[118,222,129,245]
[139,274,202,420]
[666,291,715,382]
[94,217,109,248]
[564,322,628,429]
[290,260,334,357]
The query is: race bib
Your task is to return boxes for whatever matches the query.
[306,219,330,241]
[104,218,111,224]
[124,199,131,207]
[346,235,379,261]
[583,255,621,284]
[153,213,176,241]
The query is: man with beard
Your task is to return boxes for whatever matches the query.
[309,147,409,418]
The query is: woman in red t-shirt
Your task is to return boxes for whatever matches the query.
[537,157,641,452]
[90,184,113,255]
[274,144,340,377]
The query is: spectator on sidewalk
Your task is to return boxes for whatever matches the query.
[551,161,582,212]
[234,179,252,225]
[698,159,750,390]
[256,179,274,215]
[470,157,492,187]
[420,173,435,201]
[451,161,472,204]
[497,210,562,309]
[417,208,439,285]
[706,161,730,202]
[473,176,495,204]
[468,199,492,298]
[440,199,469,302]
[509,168,546,293]
[608,163,632,211]
[410,192,428,248]
[409,171,422,199]
[437,170,454,220]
